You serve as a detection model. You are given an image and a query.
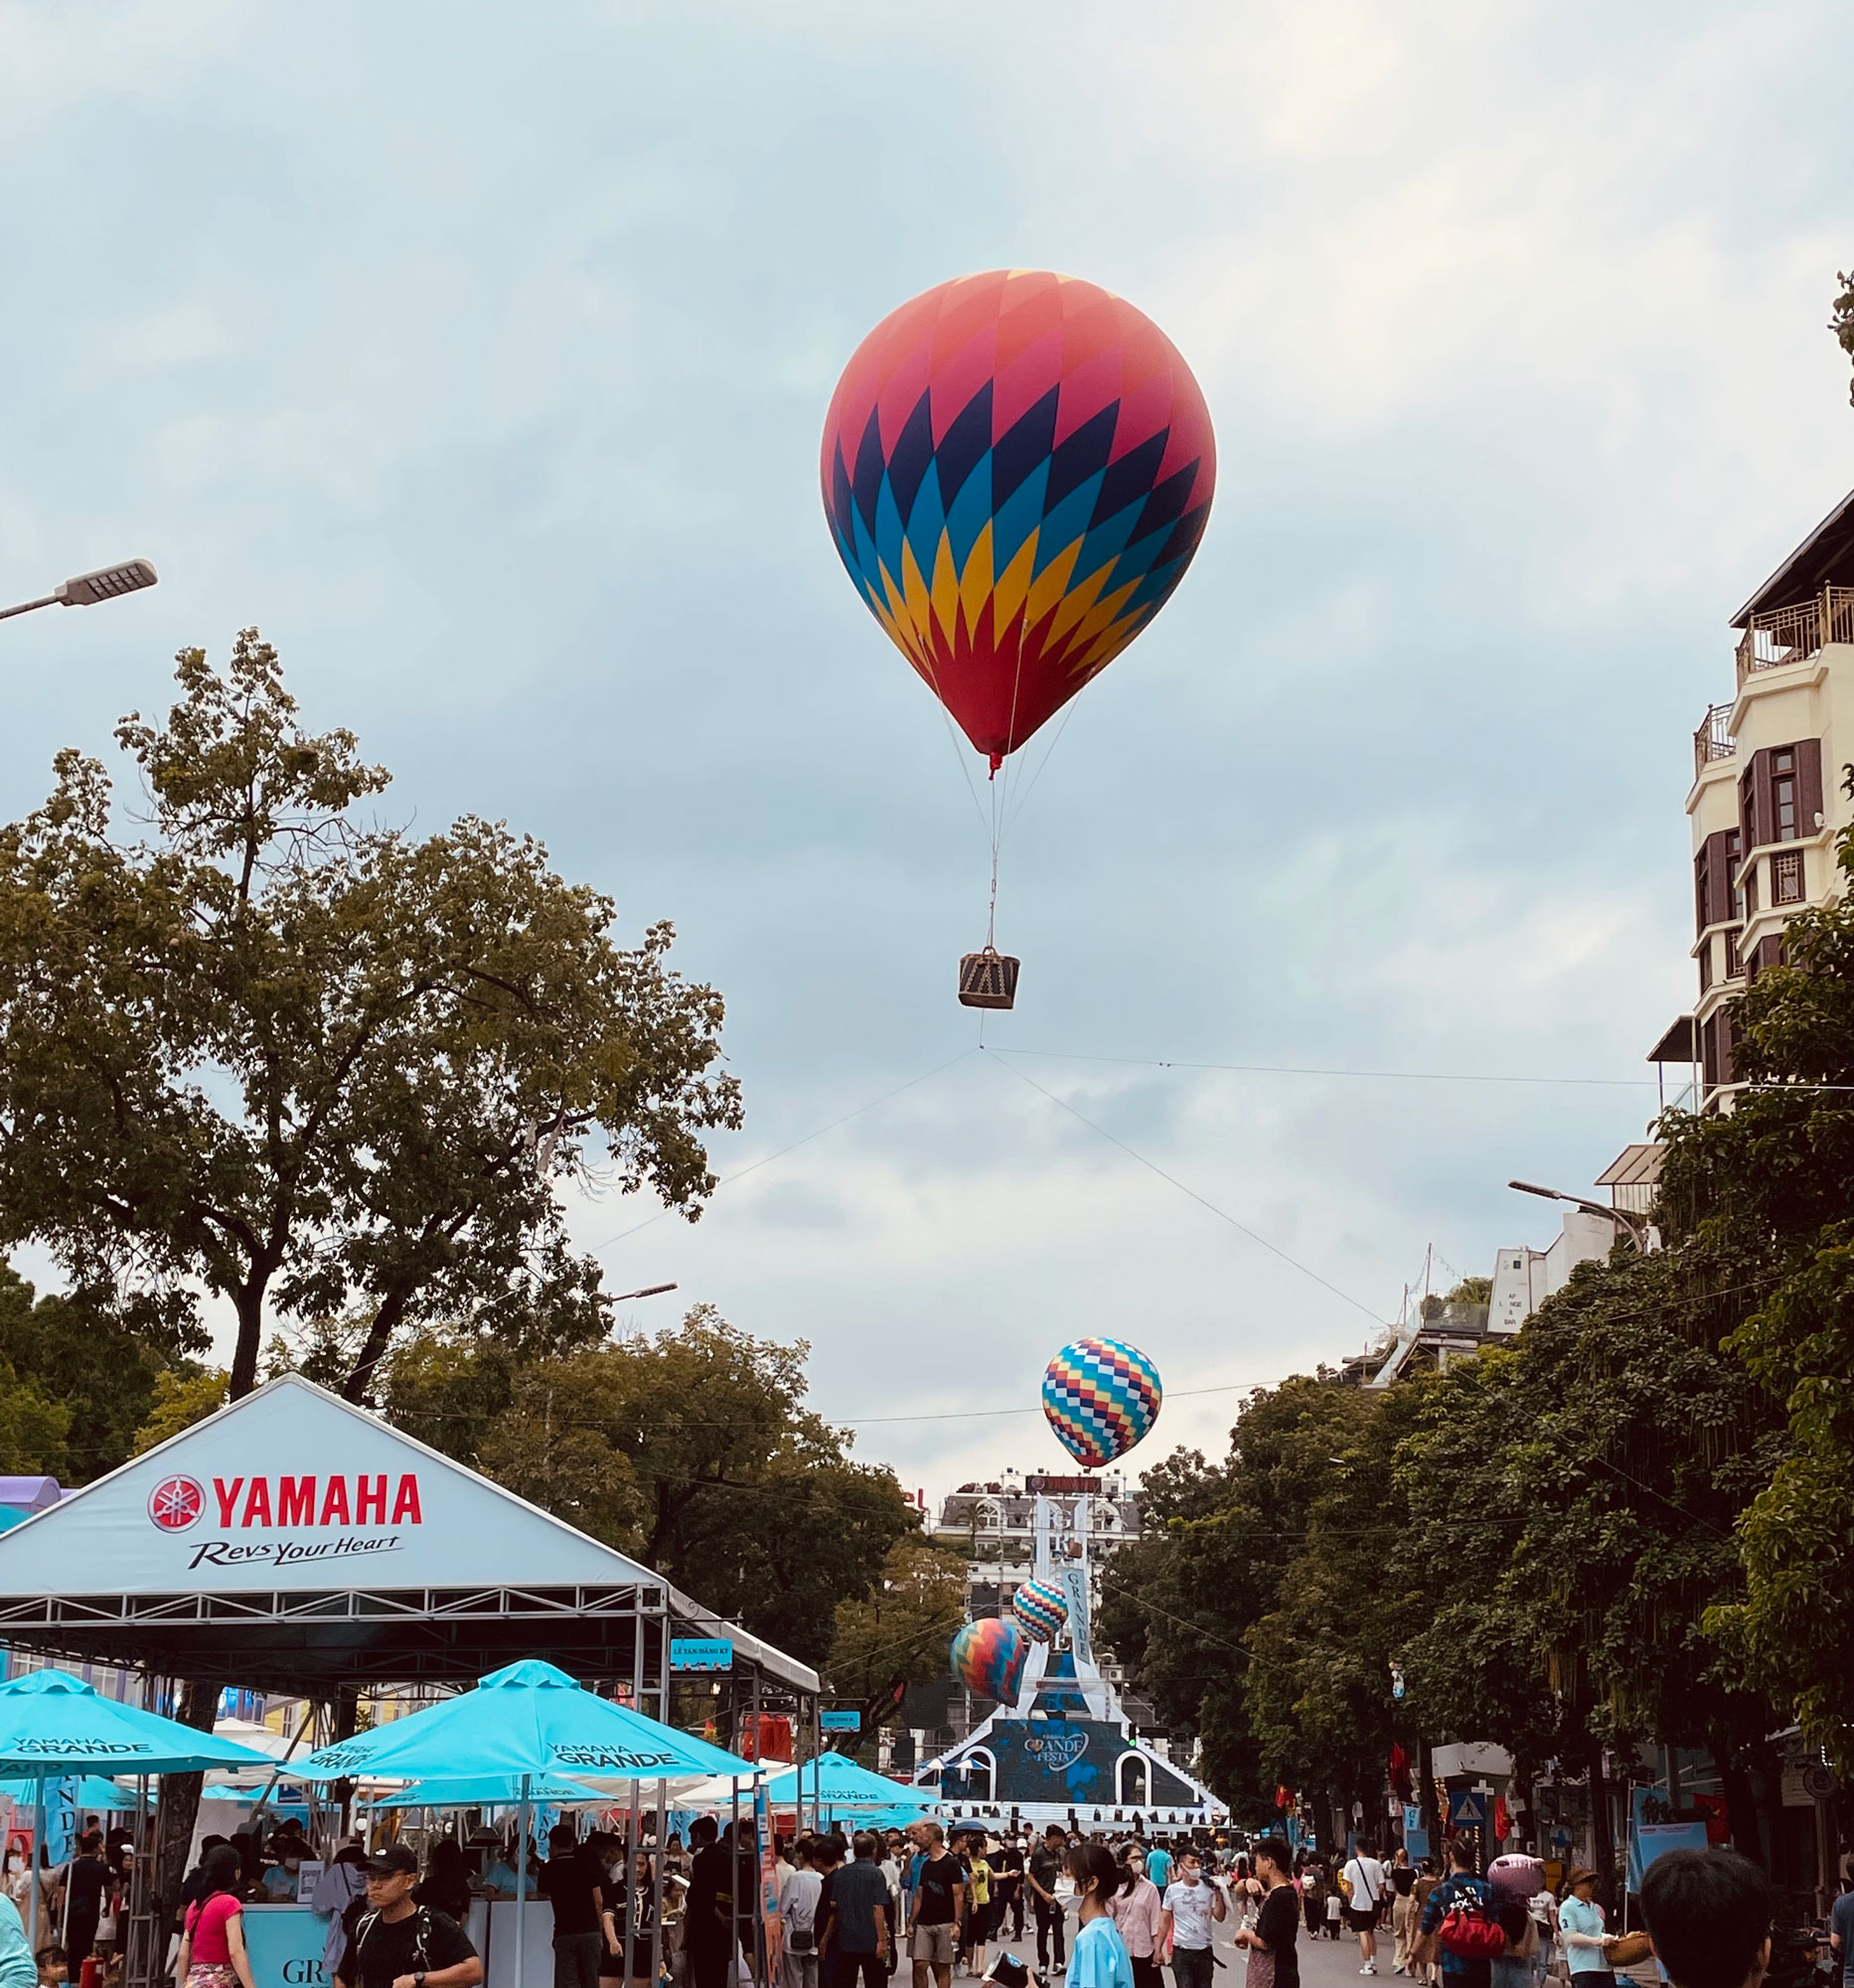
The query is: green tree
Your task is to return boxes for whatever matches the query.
[1658,828,1854,1766]
[131,1368,230,1454]
[382,1305,919,1669]
[1833,268,1854,408]
[0,1261,169,1478]
[0,634,741,1403]
[825,1534,967,1750]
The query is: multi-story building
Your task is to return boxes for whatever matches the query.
[1683,487,1854,1108]
[930,1467,1140,1630]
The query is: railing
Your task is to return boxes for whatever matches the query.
[1773,847,1804,904]
[1693,700,1736,777]
[1736,585,1854,680]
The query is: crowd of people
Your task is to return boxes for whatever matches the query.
[0,1800,1792,1988]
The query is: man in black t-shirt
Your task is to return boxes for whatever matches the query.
[65,1837,107,1968]
[995,1840,1025,1942]
[686,1816,736,1988]
[1026,1828,1067,1971]
[539,1825,615,1988]
[1238,1838,1299,1988]
[336,1844,483,1988]
[907,1827,963,1988]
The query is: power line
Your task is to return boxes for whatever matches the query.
[585,1047,979,1253]
[987,1049,1384,1325]
[1001,1048,1655,1090]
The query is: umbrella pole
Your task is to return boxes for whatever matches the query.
[28,1778,40,1955]
[651,1778,664,1988]
[515,1777,531,1988]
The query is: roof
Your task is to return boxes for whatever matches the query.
[1733,486,1854,625]
[1595,1144,1665,1190]
[1646,1016,1696,1064]
[0,1372,818,1698]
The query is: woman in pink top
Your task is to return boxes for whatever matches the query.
[176,1846,256,1988]
[1108,1851,1164,1988]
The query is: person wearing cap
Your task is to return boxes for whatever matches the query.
[335,1844,483,1988]
[1556,1870,1611,1988]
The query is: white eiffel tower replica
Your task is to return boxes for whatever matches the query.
[922,1489,1227,1832]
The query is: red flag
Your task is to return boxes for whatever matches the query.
[1389,1744,1413,1798]
[1494,1795,1511,1842]
[1276,1784,1295,1811]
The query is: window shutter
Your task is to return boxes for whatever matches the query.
[1798,737,1824,833]
[1702,1014,1719,1091]
[1740,765,1758,849]
[1720,1009,1736,1086]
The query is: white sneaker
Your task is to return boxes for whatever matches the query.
[1361,1967,1378,1976]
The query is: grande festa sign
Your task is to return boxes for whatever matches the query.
[146,1469,424,1573]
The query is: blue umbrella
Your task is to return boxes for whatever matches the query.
[0,1670,275,1776]
[0,1774,133,1811]
[362,1773,609,1810]
[295,1661,755,1783]
[0,1670,273,1950]
[296,1660,758,1988]
[760,1753,930,1816]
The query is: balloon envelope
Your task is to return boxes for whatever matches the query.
[822,270,1215,766]
[950,1617,1028,1705]
[1011,1578,1069,1644]
[1041,1336,1162,1468]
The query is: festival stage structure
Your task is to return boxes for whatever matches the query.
[916,1487,1226,1832]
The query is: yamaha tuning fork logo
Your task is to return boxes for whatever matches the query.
[148,1475,206,1532]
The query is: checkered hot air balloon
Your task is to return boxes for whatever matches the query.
[1011,1578,1069,1644]
[1041,1336,1163,1468]
[950,1617,1028,1705]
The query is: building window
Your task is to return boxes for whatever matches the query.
[1695,850,1710,932]
[1775,747,1798,841]
[1698,939,1712,994]
[1728,829,1744,922]
[1742,773,1757,850]
[1774,848,1803,903]
[1724,928,1741,979]
[1745,862,1759,917]
[1703,1014,1720,1092]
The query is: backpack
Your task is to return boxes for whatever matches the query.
[1439,1892,1506,1961]
[355,1907,436,1973]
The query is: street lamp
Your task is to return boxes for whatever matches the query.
[609,1282,677,1302]
[0,558,158,623]
[1507,1178,1648,1249]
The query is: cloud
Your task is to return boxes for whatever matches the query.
[0,0,1847,1511]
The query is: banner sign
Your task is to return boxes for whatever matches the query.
[0,1374,660,1597]
[671,1639,733,1673]
[820,1710,860,1732]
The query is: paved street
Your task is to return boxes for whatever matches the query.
[983,1896,1383,1988]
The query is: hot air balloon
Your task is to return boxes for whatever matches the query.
[821,270,1215,1008]
[1011,1578,1069,1644]
[951,1617,1029,1705]
[1041,1336,1163,1469]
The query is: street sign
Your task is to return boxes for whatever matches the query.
[1448,1789,1489,1828]
[820,1710,860,1732]
[671,1637,733,1672]
[1404,1827,1430,1861]
[1803,1761,1838,1802]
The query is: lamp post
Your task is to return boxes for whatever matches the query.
[0,557,158,623]
[1507,1178,1648,1250]
[609,1282,677,1302]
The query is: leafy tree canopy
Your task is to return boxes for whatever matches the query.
[381,1304,920,1668]
[0,635,741,1402]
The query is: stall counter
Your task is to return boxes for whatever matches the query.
[240,1898,551,1988]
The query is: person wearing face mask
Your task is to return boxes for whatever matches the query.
[1157,1850,1225,1988]
[1067,1847,1134,1988]
[1107,1850,1162,1988]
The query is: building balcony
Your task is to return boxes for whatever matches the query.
[1735,585,1854,683]
[1693,701,1736,779]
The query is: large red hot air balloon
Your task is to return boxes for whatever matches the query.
[821,272,1214,1009]
[821,271,1215,772]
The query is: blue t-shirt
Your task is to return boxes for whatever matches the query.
[1833,1892,1854,1985]
[1560,1897,1611,1974]
[1147,1850,1172,1890]
[1070,1916,1135,1988]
